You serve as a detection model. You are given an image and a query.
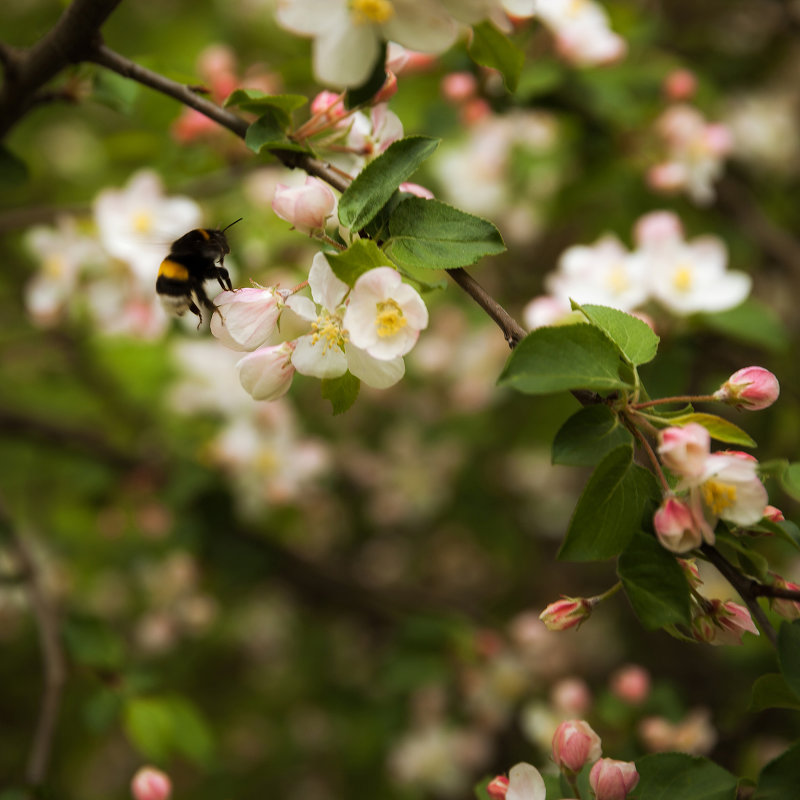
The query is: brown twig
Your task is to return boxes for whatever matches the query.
[0,497,67,792]
[0,0,123,139]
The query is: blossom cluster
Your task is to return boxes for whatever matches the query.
[210,252,428,401]
[523,210,751,327]
[489,720,638,800]
[25,170,203,337]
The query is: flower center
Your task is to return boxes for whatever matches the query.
[43,254,68,279]
[132,210,153,234]
[605,263,630,295]
[701,479,737,515]
[672,264,693,293]
[311,309,344,353]
[375,299,407,338]
[350,0,394,24]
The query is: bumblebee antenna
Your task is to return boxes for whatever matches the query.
[221,217,243,233]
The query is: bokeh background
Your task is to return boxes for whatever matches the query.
[2,0,800,797]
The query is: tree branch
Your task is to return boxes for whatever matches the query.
[0,0,123,139]
[0,497,67,792]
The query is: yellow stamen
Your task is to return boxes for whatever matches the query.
[132,210,153,234]
[375,299,407,338]
[350,0,394,24]
[311,310,343,353]
[43,254,67,279]
[672,264,693,293]
[701,479,737,515]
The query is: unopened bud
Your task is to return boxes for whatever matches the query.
[539,596,593,631]
[610,664,651,705]
[272,176,336,235]
[663,68,697,101]
[589,758,640,800]
[769,575,800,621]
[486,775,510,800]
[373,70,398,104]
[764,505,785,523]
[552,719,602,773]
[131,767,171,800]
[714,366,780,411]
[653,496,705,553]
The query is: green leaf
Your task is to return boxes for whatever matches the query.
[325,239,390,286]
[468,22,524,92]
[123,695,214,764]
[345,42,388,108]
[224,89,307,115]
[754,741,800,800]
[552,405,633,466]
[91,68,140,113]
[385,198,506,270]
[498,324,632,396]
[577,303,660,366]
[558,445,661,561]
[123,697,176,762]
[777,620,800,701]
[338,136,440,230]
[635,753,738,800]
[245,109,308,154]
[750,674,800,712]
[321,372,360,415]
[700,300,788,352]
[666,412,756,448]
[63,616,126,670]
[618,532,692,629]
[780,462,800,501]
[0,146,28,187]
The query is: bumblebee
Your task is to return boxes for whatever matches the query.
[156,218,242,322]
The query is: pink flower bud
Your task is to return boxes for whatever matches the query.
[461,97,491,126]
[210,287,281,352]
[236,342,295,401]
[764,505,785,522]
[633,210,684,248]
[768,575,800,621]
[589,758,639,800]
[653,496,705,553]
[310,91,346,122]
[131,767,171,800]
[658,424,710,481]
[695,600,759,646]
[714,366,780,411]
[487,775,510,800]
[551,678,592,716]
[663,68,697,101]
[399,182,434,199]
[373,71,398,104]
[441,71,478,103]
[552,720,602,773]
[647,162,688,193]
[271,177,336,234]
[610,664,651,705]
[677,558,702,588]
[539,596,593,632]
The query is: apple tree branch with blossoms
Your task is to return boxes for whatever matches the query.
[3,0,800,799]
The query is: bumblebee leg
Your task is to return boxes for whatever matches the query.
[216,266,232,292]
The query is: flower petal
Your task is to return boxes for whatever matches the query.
[292,333,347,379]
[346,344,405,388]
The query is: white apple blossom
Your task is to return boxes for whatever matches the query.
[634,231,751,315]
[532,0,627,66]
[288,253,407,388]
[210,287,283,351]
[694,452,768,528]
[545,234,650,312]
[276,0,460,88]
[343,266,428,360]
[93,170,201,284]
[648,105,733,205]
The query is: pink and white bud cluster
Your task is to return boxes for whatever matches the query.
[714,366,780,411]
[653,423,768,552]
[691,599,759,646]
[648,104,732,205]
[211,253,428,401]
[131,766,171,800]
